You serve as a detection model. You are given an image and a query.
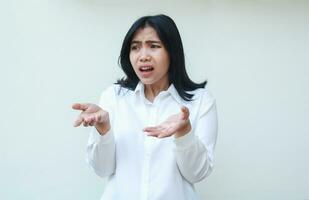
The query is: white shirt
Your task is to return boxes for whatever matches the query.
[86,82,218,200]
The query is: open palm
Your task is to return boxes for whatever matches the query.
[143,106,191,138]
[72,103,111,135]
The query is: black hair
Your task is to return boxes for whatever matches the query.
[117,14,207,101]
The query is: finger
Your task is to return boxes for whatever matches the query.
[158,127,174,138]
[157,131,171,138]
[145,131,161,137]
[72,103,90,111]
[83,120,89,127]
[146,126,171,137]
[143,126,158,132]
[73,116,84,127]
[90,116,97,126]
[181,106,189,114]
[86,116,95,126]
[144,129,161,137]
[181,106,190,119]
[158,134,167,138]
[84,116,94,123]
[158,132,168,138]
[89,119,95,126]
[83,115,92,127]
[78,103,90,111]
[143,125,165,132]
[72,103,82,110]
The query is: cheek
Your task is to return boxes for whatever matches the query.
[159,50,170,68]
[129,54,136,66]
[162,55,170,71]
[129,55,140,74]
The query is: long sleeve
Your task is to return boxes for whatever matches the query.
[86,128,116,177]
[86,85,117,178]
[173,91,218,184]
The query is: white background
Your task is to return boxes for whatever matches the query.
[0,0,308,200]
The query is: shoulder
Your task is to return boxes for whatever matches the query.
[188,87,217,118]
[98,84,130,111]
[190,87,216,104]
[100,84,133,99]
[181,87,216,114]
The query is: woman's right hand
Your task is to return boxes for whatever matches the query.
[72,103,111,135]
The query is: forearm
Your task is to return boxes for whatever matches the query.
[174,101,218,183]
[86,128,116,177]
[174,132,212,183]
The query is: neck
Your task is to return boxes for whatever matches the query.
[144,80,169,102]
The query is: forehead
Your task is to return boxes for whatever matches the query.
[131,26,161,41]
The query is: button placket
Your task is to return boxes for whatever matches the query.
[141,104,156,200]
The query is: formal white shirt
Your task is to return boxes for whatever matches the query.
[86,82,218,200]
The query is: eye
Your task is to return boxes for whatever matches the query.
[151,44,161,48]
[130,45,139,51]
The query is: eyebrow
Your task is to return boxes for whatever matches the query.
[131,40,162,44]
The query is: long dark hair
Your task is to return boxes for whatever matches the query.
[117,14,207,101]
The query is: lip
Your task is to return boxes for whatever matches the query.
[138,65,153,70]
[138,65,154,78]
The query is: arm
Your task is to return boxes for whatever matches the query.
[73,86,117,178]
[86,86,117,177]
[173,97,218,183]
[86,127,116,177]
[142,90,218,183]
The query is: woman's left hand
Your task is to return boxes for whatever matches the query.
[143,106,192,138]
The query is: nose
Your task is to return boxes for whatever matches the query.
[139,48,151,62]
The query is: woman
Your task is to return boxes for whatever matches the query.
[72,14,218,200]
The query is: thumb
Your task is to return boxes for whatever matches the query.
[180,106,189,120]
[73,116,84,127]
[72,103,89,111]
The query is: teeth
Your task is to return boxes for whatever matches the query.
[140,66,153,71]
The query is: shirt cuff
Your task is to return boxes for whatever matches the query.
[91,127,114,144]
[173,131,196,151]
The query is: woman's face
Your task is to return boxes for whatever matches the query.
[129,26,170,88]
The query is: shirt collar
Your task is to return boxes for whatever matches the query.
[166,84,183,105]
[134,81,183,105]
[134,81,144,94]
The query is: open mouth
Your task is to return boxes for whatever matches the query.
[139,66,154,72]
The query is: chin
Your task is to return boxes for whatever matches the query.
[139,78,156,85]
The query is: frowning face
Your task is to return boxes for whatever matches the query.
[129,26,170,88]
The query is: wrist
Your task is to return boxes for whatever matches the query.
[95,123,111,136]
[174,123,191,138]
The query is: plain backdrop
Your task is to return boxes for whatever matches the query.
[0,0,308,200]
